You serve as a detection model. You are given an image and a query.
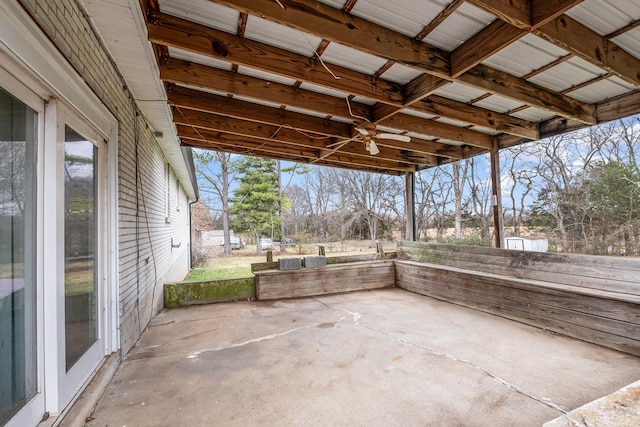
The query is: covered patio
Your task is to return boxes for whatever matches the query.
[64,0,640,425]
[86,288,640,426]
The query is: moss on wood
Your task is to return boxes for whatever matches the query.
[164,277,255,308]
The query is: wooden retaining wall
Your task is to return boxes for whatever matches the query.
[396,241,640,356]
[255,260,395,300]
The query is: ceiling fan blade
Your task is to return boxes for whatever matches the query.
[377,133,411,142]
[354,126,370,136]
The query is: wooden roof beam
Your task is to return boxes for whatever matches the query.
[159,57,373,121]
[175,106,464,160]
[466,0,584,29]
[168,83,494,147]
[177,125,420,173]
[378,114,494,150]
[160,56,538,140]
[168,85,353,136]
[203,0,596,125]
[207,0,451,77]
[451,20,526,77]
[147,11,404,105]
[172,108,440,165]
[452,1,584,76]
[536,15,640,88]
[373,74,451,122]
[411,95,539,140]
[459,64,595,124]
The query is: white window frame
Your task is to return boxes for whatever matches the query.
[0,58,47,427]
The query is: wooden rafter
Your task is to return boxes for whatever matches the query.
[412,95,539,140]
[415,0,465,41]
[177,125,419,173]
[159,57,372,121]
[204,0,591,121]
[147,11,405,105]
[606,19,640,40]
[173,107,440,165]
[168,85,351,136]
[460,64,595,124]
[536,15,640,88]
[139,0,640,176]
[451,20,526,77]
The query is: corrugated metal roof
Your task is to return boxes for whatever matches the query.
[402,109,436,120]
[351,0,451,38]
[169,47,233,71]
[484,34,568,78]
[237,66,298,86]
[510,107,556,122]
[434,82,487,103]
[350,96,378,105]
[299,82,350,99]
[380,63,424,85]
[474,95,524,114]
[423,3,495,50]
[160,0,239,34]
[613,27,640,58]
[83,0,640,175]
[321,42,389,75]
[528,57,606,92]
[245,15,322,57]
[566,0,640,36]
[317,0,347,9]
[568,76,636,103]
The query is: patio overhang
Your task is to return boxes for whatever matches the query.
[83,0,640,176]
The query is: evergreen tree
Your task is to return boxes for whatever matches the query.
[230,157,281,253]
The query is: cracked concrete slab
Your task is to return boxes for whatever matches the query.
[86,289,640,426]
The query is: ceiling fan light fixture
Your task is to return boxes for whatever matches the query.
[367,140,380,155]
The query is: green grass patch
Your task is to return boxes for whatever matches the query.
[187,265,253,281]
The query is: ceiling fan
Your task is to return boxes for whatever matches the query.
[353,122,411,155]
[326,122,411,156]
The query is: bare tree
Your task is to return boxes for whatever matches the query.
[415,167,453,241]
[331,169,399,247]
[451,160,469,239]
[501,146,536,237]
[468,156,493,240]
[193,150,236,255]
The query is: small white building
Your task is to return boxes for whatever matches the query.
[202,230,235,246]
[505,237,549,252]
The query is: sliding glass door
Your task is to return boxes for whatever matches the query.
[56,108,106,409]
[0,88,38,425]
[63,125,98,371]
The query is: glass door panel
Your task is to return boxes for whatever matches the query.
[63,125,97,371]
[0,88,37,424]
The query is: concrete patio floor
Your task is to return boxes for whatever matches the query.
[86,288,640,426]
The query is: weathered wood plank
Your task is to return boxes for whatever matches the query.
[403,247,640,292]
[395,263,640,356]
[400,280,640,356]
[396,263,640,321]
[396,266,640,330]
[252,252,396,272]
[399,241,640,295]
[256,261,395,300]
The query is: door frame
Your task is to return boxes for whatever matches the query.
[53,104,110,409]
[0,1,120,424]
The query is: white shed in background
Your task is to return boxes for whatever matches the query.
[505,237,549,252]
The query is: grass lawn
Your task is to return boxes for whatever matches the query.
[185,240,396,282]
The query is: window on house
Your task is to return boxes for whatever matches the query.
[165,163,171,222]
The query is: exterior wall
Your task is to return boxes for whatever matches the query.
[19,0,192,354]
